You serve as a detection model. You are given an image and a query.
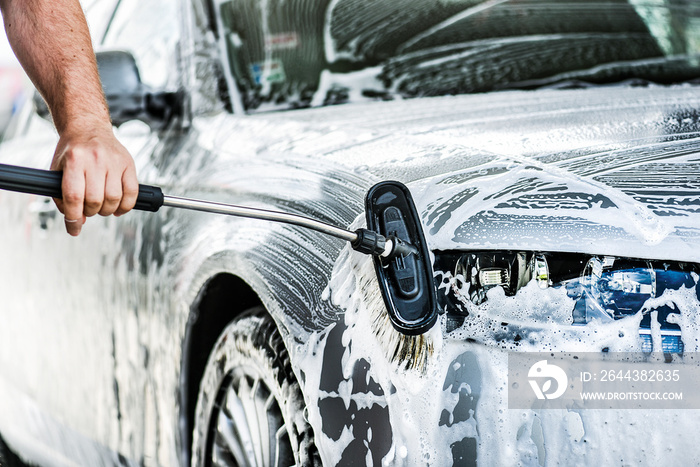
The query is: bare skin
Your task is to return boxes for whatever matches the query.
[0,0,138,236]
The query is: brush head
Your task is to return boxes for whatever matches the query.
[365,181,439,336]
[328,241,435,373]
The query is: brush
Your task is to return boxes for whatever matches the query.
[327,181,439,373]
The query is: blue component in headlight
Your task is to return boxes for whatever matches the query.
[580,257,656,321]
[639,330,684,354]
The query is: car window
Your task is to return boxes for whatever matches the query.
[82,0,121,44]
[214,0,700,113]
[214,0,326,113]
[100,0,180,90]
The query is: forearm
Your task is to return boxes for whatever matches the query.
[0,0,110,134]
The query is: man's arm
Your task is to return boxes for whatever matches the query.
[0,0,138,236]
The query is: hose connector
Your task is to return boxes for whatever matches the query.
[352,229,418,259]
[351,228,387,256]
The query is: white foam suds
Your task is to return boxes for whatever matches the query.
[299,235,700,465]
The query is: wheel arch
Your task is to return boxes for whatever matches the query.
[178,272,262,467]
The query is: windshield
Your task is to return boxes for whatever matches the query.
[214,0,700,112]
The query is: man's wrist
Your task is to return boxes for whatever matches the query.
[57,112,114,138]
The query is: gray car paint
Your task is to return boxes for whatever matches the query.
[0,1,699,466]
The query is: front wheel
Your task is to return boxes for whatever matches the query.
[191,307,319,467]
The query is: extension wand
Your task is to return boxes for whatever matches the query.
[0,162,438,335]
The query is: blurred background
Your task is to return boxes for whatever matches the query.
[0,1,118,138]
[0,20,25,139]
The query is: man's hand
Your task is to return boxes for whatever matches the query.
[50,121,138,236]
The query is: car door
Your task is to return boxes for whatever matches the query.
[95,0,184,461]
[0,0,182,463]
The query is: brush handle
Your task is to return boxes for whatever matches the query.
[0,163,164,212]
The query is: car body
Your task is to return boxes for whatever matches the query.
[0,0,700,466]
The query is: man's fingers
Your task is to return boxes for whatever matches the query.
[64,215,86,237]
[83,167,107,217]
[61,166,87,222]
[115,165,138,217]
[53,197,65,215]
[60,167,87,236]
[99,170,123,216]
[59,163,138,226]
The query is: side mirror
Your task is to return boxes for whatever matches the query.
[33,50,180,129]
[96,50,145,126]
[96,50,181,128]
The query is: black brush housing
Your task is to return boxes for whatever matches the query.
[365,181,439,335]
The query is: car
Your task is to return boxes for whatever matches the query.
[1,0,700,465]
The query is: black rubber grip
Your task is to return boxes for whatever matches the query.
[133,183,164,212]
[0,163,164,212]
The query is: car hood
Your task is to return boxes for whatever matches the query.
[257,85,700,263]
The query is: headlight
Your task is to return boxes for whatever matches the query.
[434,251,699,353]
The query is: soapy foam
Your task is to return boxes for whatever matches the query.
[312,236,700,465]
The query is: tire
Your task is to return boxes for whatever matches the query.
[191,307,319,467]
